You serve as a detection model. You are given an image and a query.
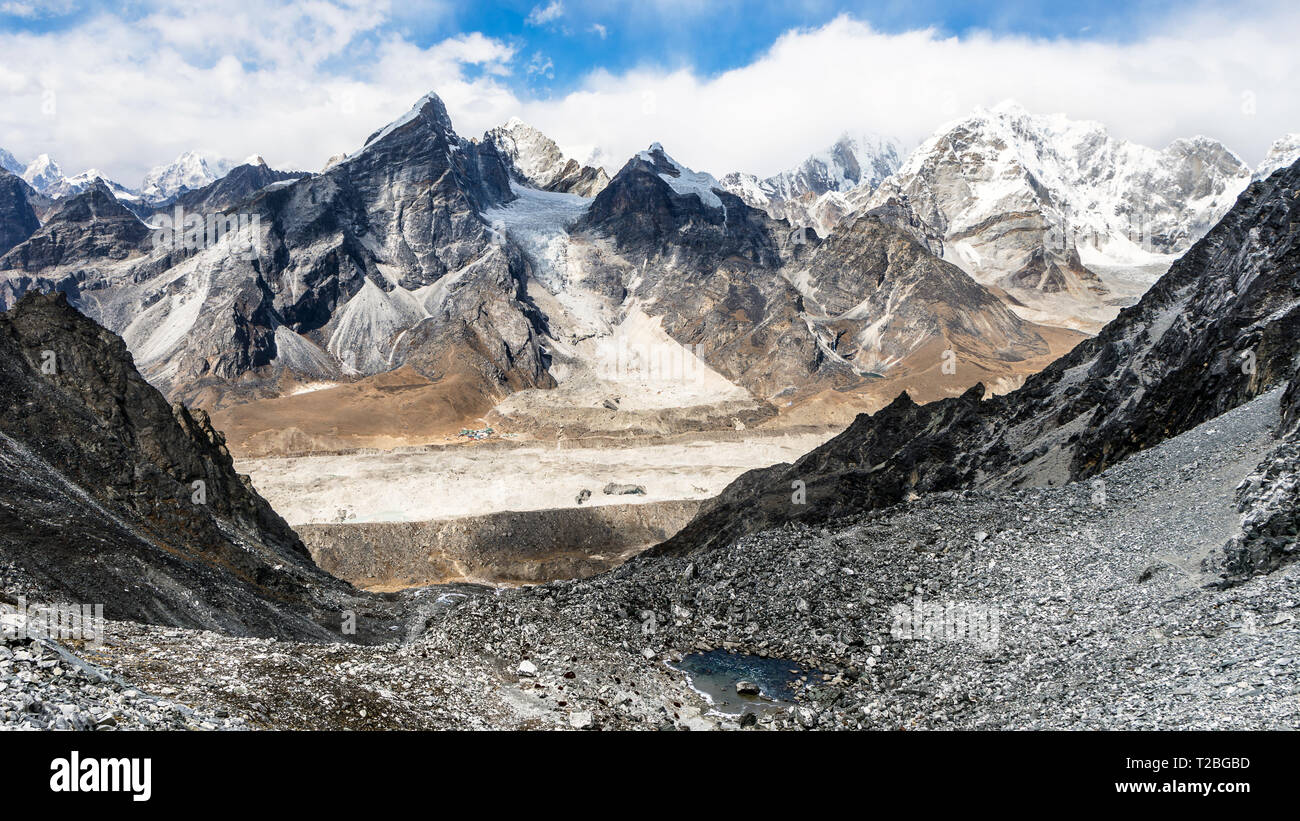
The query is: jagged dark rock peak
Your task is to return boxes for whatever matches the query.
[571,145,842,399]
[655,159,1300,556]
[0,180,148,271]
[0,292,392,640]
[0,93,550,407]
[167,158,309,214]
[579,144,781,269]
[0,170,40,257]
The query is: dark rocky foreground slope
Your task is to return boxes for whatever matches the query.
[0,292,397,641]
[656,159,1300,558]
[36,386,1298,730]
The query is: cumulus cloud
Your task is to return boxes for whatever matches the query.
[515,8,1300,178]
[0,1,519,183]
[0,2,1296,187]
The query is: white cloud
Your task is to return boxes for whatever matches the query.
[512,9,1300,179]
[589,22,607,39]
[526,52,556,79]
[525,1,564,27]
[0,3,1296,188]
[0,2,520,184]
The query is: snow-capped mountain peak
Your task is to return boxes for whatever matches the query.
[767,131,900,201]
[44,169,141,202]
[1254,133,1300,181]
[0,148,22,176]
[140,151,235,203]
[22,154,64,192]
[635,143,724,210]
[484,117,609,197]
[852,101,1254,332]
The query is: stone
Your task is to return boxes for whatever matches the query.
[569,710,595,730]
[603,483,646,496]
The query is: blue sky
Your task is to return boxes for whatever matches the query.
[0,1,1294,184]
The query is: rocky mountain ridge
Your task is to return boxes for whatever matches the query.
[6,96,1288,453]
[0,95,1080,452]
[657,157,1300,557]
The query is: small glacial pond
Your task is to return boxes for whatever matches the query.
[668,650,821,716]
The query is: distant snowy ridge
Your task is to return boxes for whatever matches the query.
[0,148,22,176]
[139,151,236,202]
[1254,133,1300,181]
[842,101,1256,331]
[720,131,902,235]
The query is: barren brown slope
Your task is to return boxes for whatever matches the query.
[210,365,497,458]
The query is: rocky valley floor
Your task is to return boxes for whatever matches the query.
[5,388,1296,730]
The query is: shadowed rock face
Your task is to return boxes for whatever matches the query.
[166,159,308,214]
[572,146,850,401]
[797,214,1050,371]
[0,180,148,271]
[579,145,781,269]
[656,159,1300,557]
[0,171,40,257]
[0,292,396,641]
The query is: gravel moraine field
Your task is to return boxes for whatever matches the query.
[5,389,1296,730]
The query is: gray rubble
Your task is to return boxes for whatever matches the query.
[8,388,1294,730]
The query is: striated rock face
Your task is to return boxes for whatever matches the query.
[484,118,609,197]
[0,171,40,257]
[0,292,395,640]
[0,180,149,271]
[657,158,1300,557]
[0,93,554,412]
